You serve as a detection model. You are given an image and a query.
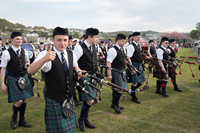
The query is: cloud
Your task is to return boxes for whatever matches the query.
[19,0,80,2]
[91,0,200,32]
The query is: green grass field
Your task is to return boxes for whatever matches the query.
[0,48,200,133]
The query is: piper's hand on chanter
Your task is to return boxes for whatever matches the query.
[78,70,86,78]
[131,69,136,74]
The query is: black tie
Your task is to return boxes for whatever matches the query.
[61,52,69,74]
[16,49,20,57]
[89,46,92,55]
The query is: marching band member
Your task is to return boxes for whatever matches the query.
[153,37,170,97]
[28,27,85,133]
[67,35,82,106]
[107,34,127,113]
[107,39,114,50]
[126,32,145,104]
[99,40,107,76]
[148,40,156,72]
[168,39,182,92]
[1,32,33,129]
[67,35,75,50]
[124,34,133,49]
[36,42,46,56]
[74,27,99,132]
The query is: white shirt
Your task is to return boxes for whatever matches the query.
[126,41,141,57]
[148,44,156,52]
[74,40,92,61]
[157,45,169,60]
[124,42,129,49]
[168,46,174,54]
[107,44,126,63]
[34,47,78,73]
[37,49,47,56]
[0,46,29,67]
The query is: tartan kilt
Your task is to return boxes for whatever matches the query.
[168,66,176,78]
[153,63,169,79]
[79,73,97,101]
[45,98,78,133]
[127,62,145,84]
[111,68,127,92]
[7,74,34,103]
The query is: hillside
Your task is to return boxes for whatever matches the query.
[0,18,26,31]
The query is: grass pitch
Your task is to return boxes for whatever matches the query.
[0,48,200,133]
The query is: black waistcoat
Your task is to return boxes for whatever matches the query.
[39,48,45,52]
[130,42,142,63]
[158,46,169,69]
[7,48,26,77]
[100,46,107,57]
[78,43,98,74]
[150,45,156,55]
[168,46,176,61]
[44,50,74,103]
[111,46,125,69]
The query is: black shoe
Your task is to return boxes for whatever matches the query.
[114,105,122,114]
[75,101,82,106]
[18,120,32,127]
[78,117,86,132]
[155,91,161,94]
[85,119,96,129]
[161,92,169,97]
[132,98,141,104]
[174,88,182,92]
[111,104,124,110]
[11,114,17,129]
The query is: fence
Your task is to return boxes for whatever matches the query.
[192,46,200,58]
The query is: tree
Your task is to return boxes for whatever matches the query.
[160,31,188,41]
[195,22,200,31]
[73,32,80,38]
[189,30,199,39]
[189,22,200,39]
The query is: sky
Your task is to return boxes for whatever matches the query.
[0,0,200,33]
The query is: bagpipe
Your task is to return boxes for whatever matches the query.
[73,69,150,103]
[142,52,198,77]
[21,43,42,97]
[172,56,199,77]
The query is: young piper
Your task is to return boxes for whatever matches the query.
[1,32,33,129]
[126,32,146,104]
[74,27,99,132]
[36,42,46,56]
[148,40,156,72]
[27,27,85,133]
[168,39,182,92]
[100,40,107,76]
[67,35,75,50]
[107,34,127,113]
[67,35,82,106]
[153,37,170,97]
